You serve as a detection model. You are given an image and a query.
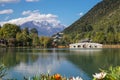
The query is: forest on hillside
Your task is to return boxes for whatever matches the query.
[63,0,120,44]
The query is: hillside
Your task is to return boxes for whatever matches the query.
[63,0,120,44]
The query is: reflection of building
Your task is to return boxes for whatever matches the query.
[53,33,63,41]
[69,39,102,48]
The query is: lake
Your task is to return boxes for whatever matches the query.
[0,48,120,80]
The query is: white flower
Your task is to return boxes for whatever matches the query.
[71,76,83,80]
[93,72,107,79]
[47,69,50,74]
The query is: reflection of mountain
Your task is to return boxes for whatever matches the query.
[66,49,120,77]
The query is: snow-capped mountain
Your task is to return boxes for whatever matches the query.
[0,11,66,36]
[21,20,65,36]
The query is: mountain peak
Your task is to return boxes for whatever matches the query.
[21,20,65,36]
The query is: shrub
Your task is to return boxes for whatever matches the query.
[93,66,120,80]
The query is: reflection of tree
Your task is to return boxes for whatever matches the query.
[0,48,64,68]
[0,48,39,68]
[66,49,120,77]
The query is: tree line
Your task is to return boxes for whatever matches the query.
[0,23,53,48]
[63,24,120,44]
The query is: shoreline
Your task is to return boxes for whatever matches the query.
[103,44,120,48]
[1,44,120,48]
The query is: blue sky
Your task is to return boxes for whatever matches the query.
[0,0,102,26]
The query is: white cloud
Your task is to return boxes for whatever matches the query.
[0,0,20,3]
[22,10,39,15]
[0,10,60,26]
[0,9,13,15]
[26,0,39,2]
[78,12,84,17]
[22,10,32,15]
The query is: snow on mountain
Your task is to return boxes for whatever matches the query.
[0,10,66,36]
[21,20,65,36]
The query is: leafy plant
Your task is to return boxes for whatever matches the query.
[105,66,120,80]
[0,64,7,78]
[93,66,120,80]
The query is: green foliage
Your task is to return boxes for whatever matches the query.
[39,36,52,48]
[0,64,7,78]
[30,28,38,35]
[1,23,20,39]
[63,0,120,44]
[93,66,120,80]
[0,24,52,48]
[106,66,120,80]
[31,34,40,46]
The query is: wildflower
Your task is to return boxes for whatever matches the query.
[54,74,61,80]
[93,72,107,79]
[70,76,83,80]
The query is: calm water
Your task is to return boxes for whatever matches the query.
[0,48,120,80]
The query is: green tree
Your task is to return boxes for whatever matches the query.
[0,23,21,46]
[24,27,29,35]
[92,32,105,43]
[39,36,52,48]
[1,23,20,39]
[30,28,38,35]
[107,26,115,33]
[31,34,40,47]
[114,32,120,44]
[16,32,23,46]
[106,32,114,44]
[61,35,71,46]
[21,29,30,46]
[86,25,93,32]
[16,29,30,46]
[0,28,3,39]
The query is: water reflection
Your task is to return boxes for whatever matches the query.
[67,48,120,77]
[0,48,120,80]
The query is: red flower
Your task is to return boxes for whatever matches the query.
[54,74,61,80]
